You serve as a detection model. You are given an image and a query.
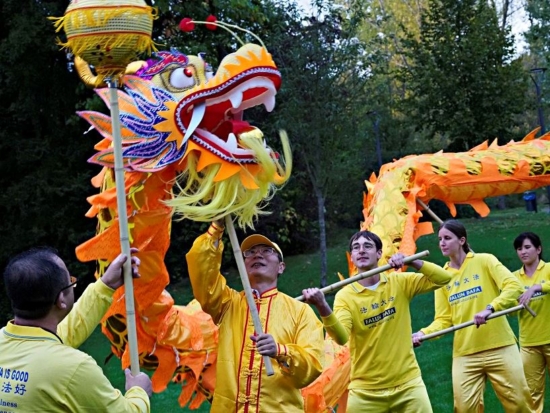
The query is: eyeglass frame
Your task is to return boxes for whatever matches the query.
[243,246,278,258]
[53,276,78,304]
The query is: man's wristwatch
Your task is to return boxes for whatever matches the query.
[486,304,495,313]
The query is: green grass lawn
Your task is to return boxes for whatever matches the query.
[81,206,550,411]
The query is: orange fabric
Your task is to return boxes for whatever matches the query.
[301,337,350,412]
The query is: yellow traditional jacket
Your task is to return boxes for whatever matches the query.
[514,260,550,347]
[186,228,324,413]
[421,252,523,357]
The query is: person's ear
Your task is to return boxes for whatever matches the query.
[55,292,68,310]
[459,237,466,246]
[278,261,286,275]
[376,250,382,260]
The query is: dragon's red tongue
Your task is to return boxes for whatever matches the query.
[217,120,255,139]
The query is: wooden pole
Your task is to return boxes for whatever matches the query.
[225,216,275,376]
[295,250,430,301]
[107,78,140,376]
[416,199,475,252]
[419,303,537,342]
[416,199,443,224]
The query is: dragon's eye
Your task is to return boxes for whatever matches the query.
[170,67,196,89]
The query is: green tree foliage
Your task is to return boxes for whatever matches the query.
[525,0,550,133]
[0,0,99,323]
[400,0,528,151]
[265,3,371,285]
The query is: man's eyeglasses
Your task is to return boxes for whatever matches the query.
[53,276,78,304]
[243,246,278,258]
[351,243,376,252]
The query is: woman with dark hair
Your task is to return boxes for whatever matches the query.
[412,219,533,413]
[513,232,550,413]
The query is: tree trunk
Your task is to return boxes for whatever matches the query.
[315,187,328,287]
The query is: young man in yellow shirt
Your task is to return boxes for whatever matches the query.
[303,230,451,412]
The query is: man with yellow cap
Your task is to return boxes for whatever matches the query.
[186,221,324,413]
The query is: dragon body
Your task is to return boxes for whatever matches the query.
[75,44,291,407]
[362,129,550,266]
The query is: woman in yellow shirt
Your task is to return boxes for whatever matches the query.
[413,219,533,413]
[513,232,550,413]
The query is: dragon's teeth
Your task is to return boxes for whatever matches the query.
[227,133,238,150]
[263,94,275,112]
[181,102,206,148]
[229,93,243,109]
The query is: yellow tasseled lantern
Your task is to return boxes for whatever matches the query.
[51,0,156,82]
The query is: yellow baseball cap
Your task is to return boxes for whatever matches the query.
[240,234,283,260]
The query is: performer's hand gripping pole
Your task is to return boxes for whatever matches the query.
[418,304,537,342]
[295,250,430,301]
[107,78,140,376]
[225,216,275,376]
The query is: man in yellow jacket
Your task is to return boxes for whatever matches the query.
[0,247,151,412]
[186,221,324,413]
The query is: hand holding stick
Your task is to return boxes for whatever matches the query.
[295,250,430,301]
[418,303,537,342]
[224,216,275,376]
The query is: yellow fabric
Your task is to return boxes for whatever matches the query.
[186,229,324,412]
[520,344,550,413]
[58,278,114,347]
[514,260,550,347]
[323,261,451,390]
[0,282,149,412]
[421,253,522,357]
[346,376,432,413]
[452,345,533,413]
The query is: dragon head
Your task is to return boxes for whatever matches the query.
[80,43,291,227]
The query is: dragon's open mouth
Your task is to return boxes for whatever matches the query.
[83,43,282,172]
[173,44,281,162]
[176,75,280,161]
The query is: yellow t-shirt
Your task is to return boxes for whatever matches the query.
[322,261,451,390]
[514,260,550,347]
[421,252,523,357]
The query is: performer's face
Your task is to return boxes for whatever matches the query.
[244,244,285,281]
[350,236,381,271]
[438,228,465,257]
[516,238,541,267]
